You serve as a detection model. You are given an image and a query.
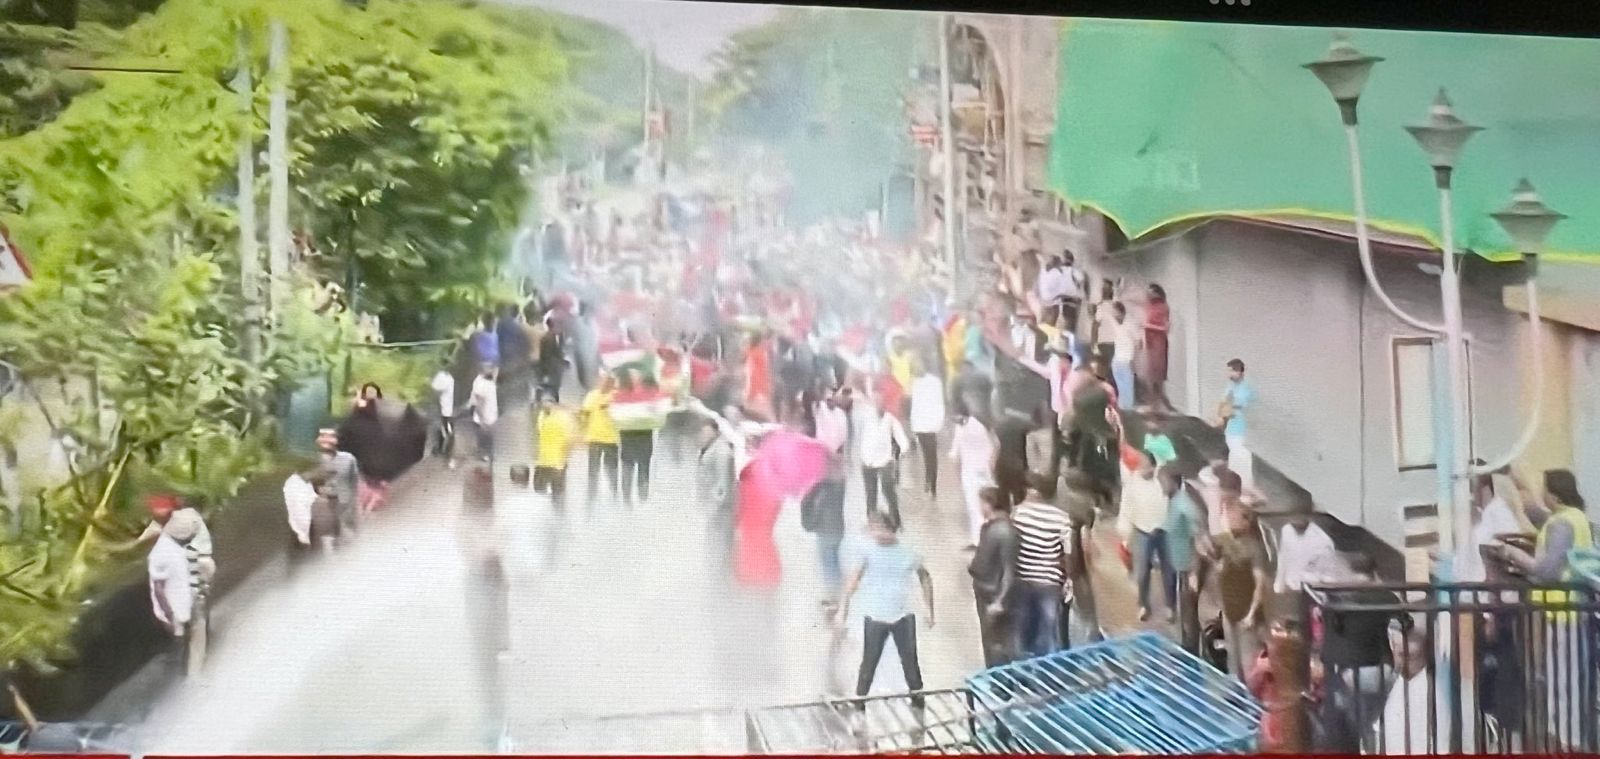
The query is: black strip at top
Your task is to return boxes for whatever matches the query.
[691,0,1600,40]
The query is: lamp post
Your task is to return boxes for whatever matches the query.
[1304,36,1443,336]
[1306,35,1566,568]
[1404,87,1481,565]
[1478,180,1565,473]
[1306,38,1569,751]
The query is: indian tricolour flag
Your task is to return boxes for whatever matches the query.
[604,348,671,431]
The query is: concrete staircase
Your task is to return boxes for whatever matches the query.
[1129,412,1407,583]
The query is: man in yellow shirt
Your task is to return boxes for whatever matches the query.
[578,372,620,509]
[534,395,579,511]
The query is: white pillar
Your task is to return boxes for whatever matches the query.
[938,14,958,276]
[235,28,260,362]
[267,19,290,330]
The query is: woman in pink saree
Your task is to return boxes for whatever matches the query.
[734,429,830,588]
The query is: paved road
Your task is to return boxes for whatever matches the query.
[121,387,1157,753]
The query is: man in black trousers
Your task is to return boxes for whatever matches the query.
[968,486,1021,667]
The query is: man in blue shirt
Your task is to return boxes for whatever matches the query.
[838,510,935,710]
[1217,358,1256,490]
[472,313,500,370]
[1161,466,1202,649]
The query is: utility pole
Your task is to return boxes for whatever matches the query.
[642,45,655,174]
[234,29,260,364]
[686,78,697,162]
[937,14,958,276]
[1008,15,1025,206]
[267,19,290,333]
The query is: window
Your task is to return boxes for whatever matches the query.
[1391,337,1476,471]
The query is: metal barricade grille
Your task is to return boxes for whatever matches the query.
[748,688,989,754]
[968,633,1262,754]
[747,634,1262,755]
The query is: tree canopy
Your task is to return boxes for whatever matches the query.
[706,7,923,227]
[0,0,636,673]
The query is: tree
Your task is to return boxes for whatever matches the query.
[706,7,922,227]
[0,0,641,672]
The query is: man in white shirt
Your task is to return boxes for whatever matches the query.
[470,363,499,463]
[1018,335,1081,427]
[949,413,996,547]
[1117,450,1172,621]
[859,397,911,530]
[1274,511,1337,594]
[430,358,457,464]
[149,509,204,681]
[1036,256,1074,326]
[813,391,850,456]
[129,494,215,586]
[1060,252,1088,331]
[1108,302,1139,411]
[1456,472,1526,584]
[283,468,317,568]
[908,364,946,499]
[685,399,782,476]
[1376,629,1451,754]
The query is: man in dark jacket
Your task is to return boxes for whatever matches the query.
[495,305,532,400]
[535,319,567,403]
[802,454,849,607]
[952,360,994,429]
[968,485,1021,667]
[1059,468,1105,646]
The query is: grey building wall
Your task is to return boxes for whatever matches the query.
[1571,335,1600,508]
[1110,232,1200,416]
[1353,247,1523,547]
[1102,220,1527,550]
[1193,224,1368,530]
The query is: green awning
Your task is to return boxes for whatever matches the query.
[1048,19,1600,261]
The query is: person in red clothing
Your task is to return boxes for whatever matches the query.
[1140,284,1174,413]
[744,331,775,422]
[1247,617,1321,753]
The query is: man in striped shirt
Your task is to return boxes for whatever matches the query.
[1012,472,1072,658]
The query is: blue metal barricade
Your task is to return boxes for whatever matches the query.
[966,633,1263,754]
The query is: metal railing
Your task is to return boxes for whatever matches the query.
[0,720,131,754]
[1303,581,1600,755]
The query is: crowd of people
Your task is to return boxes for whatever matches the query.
[116,174,1581,754]
[410,181,1597,751]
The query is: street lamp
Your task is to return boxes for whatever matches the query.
[1475,179,1565,475]
[1305,36,1442,333]
[1305,35,1570,560]
[1406,89,1483,185]
[1302,33,1383,126]
[1404,87,1481,563]
[1491,178,1567,273]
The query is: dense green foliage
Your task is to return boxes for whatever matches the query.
[0,0,637,672]
[706,7,923,227]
